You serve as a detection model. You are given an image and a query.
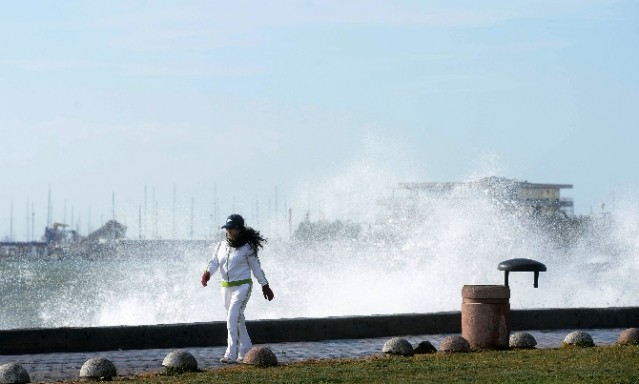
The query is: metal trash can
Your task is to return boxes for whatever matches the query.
[461,285,510,350]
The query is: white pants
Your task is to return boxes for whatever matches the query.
[221,284,253,359]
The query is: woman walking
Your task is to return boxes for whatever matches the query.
[201,214,275,364]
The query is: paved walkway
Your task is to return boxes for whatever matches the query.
[0,329,624,383]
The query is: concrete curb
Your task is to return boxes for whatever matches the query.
[1,307,637,355]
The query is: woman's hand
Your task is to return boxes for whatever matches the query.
[262,284,274,301]
[201,271,211,287]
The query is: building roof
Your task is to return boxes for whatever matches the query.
[398,177,572,190]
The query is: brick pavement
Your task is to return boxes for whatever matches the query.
[0,329,623,383]
[0,338,386,383]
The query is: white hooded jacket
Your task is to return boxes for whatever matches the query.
[206,241,269,286]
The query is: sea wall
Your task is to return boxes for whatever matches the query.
[1,307,637,355]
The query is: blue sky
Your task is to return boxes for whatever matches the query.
[1,1,638,240]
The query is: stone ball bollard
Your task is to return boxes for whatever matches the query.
[162,350,198,373]
[382,337,414,356]
[439,336,471,353]
[243,346,278,367]
[561,331,594,348]
[0,363,30,384]
[617,328,639,345]
[413,341,437,354]
[79,357,117,380]
[509,332,537,349]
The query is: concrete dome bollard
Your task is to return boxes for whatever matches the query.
[79,357,117,380]
[162,350,198,372]
[509,332,537,349]
[382,337,414,356]
[617,328,639,345]
[243,346,278,367]
[561,331,594,348]
[0,363,30,384]
[413,340,437,354]
[439,335,471,353]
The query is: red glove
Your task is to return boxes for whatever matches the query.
[201,271,211,287]
[262,284,274,301]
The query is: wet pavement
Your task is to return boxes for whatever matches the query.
[0,328,625,383]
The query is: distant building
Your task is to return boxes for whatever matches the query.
[388,176,574,218]
[85,220,127,241]
[0,220,127,261]
[0,241,48,260]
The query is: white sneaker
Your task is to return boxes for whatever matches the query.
[236,357,244,364]
[220,357,238,364]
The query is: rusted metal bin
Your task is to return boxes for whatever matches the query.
[461,285,510,350]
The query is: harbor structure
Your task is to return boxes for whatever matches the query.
[0,240,49,260]
[0,218,215,261]
[2,177,577,259]
[0,221,121,261]
[386,177,573,219]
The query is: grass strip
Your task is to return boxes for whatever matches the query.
[60,345,639,384]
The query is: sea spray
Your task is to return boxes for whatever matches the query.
[1,180,637,329]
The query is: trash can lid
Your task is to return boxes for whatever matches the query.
[498,258,547,272]
[462,285,510,299]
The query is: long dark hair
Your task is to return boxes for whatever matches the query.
[227,226,267,253]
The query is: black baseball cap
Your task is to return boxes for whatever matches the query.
[221,214,245,229]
